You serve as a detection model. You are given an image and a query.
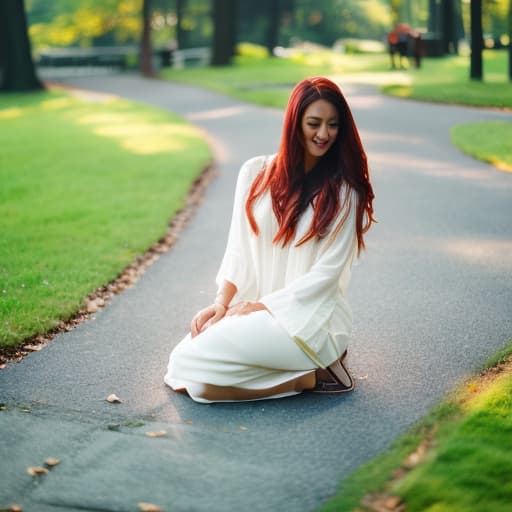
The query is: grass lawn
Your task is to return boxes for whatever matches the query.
[320,344,512,512]
[383,50,512,109]
[0,88,211,348]
[451,121,512,172]
[161,53,389,108]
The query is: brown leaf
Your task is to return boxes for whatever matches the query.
[137,503,162,512]
[3,505,23,512]
[45,457,61,467]
[27,466,49,476]
[23,344,42,352]
[145,430,167,438]
[106,393,122,404]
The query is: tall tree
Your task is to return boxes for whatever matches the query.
[265,0,281,55]
[470,0,483,80]
[508,0,512,81]
[211,0,236,66]
[0,0,43,92]
[139,0,154,76]
[176,0,188,49]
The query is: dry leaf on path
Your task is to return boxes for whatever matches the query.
[45,457,61,467]
[239,426,248,431]
[23,344,42,352]
[145,430,167,438]
[2,505,23,512]
[106,393,122,403]
[137,503,163,512]
[27,466,49,476]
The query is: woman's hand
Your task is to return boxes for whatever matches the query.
[190,303,227,338]
[226,301,267,317]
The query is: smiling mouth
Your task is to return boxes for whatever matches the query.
[313,140,328,149]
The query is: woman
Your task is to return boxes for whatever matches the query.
[164,77,374,403]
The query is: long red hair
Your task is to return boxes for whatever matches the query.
[245,77,375,253]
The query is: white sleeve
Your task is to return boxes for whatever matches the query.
[215,156,264,299]
[259,190,358,346]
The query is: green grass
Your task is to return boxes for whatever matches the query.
[451,121,512,172]
[161,53,389,108]
[0,88,211,347]
[320,343,512,512]
[383,50,512,109]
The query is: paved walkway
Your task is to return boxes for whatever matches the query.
[1,74,511,512]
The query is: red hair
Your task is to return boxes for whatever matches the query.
[245,76,375,253]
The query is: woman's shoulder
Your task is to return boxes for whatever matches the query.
[239,154,276,180]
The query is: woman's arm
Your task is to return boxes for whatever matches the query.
[190,280,237,338]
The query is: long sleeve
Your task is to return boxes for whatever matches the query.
[259,189,358,352]
[215,156,265,301]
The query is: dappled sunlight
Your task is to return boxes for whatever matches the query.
[94,123,199,138]
[40,97,75,110]
[67,88,117,103]
[187,105,250,121]
[120,135,186,154]
[369,151,494,181]
[440,239,512,271]
[0,107,24,119]
[333,71,412,87]
[77,113,201,155]
[78,113,137,125]
[362,131,424,145]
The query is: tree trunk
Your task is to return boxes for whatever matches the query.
[441,0,455,53]
[470,0,483,80]
[139,0,154,76]
[211,0,236,66]
[0,0,43,92]
[428,0,439,33]
[176,0,187,49]
[508,0,512,81]
[266,0,280,56]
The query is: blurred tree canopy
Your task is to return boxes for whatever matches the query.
[23,0,511,54]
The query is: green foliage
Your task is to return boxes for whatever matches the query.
[236,42,269,59]
[451,121,512,172]
[0,89,210,347]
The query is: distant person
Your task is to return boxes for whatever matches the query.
[164,77,375,403]
[387,29,399,69]
[397,31,409,68]
[412,32,424,68]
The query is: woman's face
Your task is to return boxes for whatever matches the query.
[301,99,339,172]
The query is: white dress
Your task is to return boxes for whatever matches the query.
[164,155,358,403]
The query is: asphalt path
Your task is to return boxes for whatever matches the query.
[1,74,511,512]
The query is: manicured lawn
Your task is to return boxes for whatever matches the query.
[383,50,512,109]
[451,121,512,172]
[320,344,512,512]
[161,53,389,108]
[0,88,211,347]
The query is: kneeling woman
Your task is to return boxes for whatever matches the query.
[165,77,375,403]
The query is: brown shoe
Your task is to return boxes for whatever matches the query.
[312,351,354,394]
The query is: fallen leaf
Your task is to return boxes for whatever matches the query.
[106,393,122,404]
[145,430,167,438]
[358,374,369,380]
[239,425,248,431]
[45,457,61,467]
[23,344,42,352]
[137,503,162,512]
[27,466,49,476]
[3,505,23,512]
[0,364,7,370]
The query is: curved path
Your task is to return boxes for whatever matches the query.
[1,74,511,512]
